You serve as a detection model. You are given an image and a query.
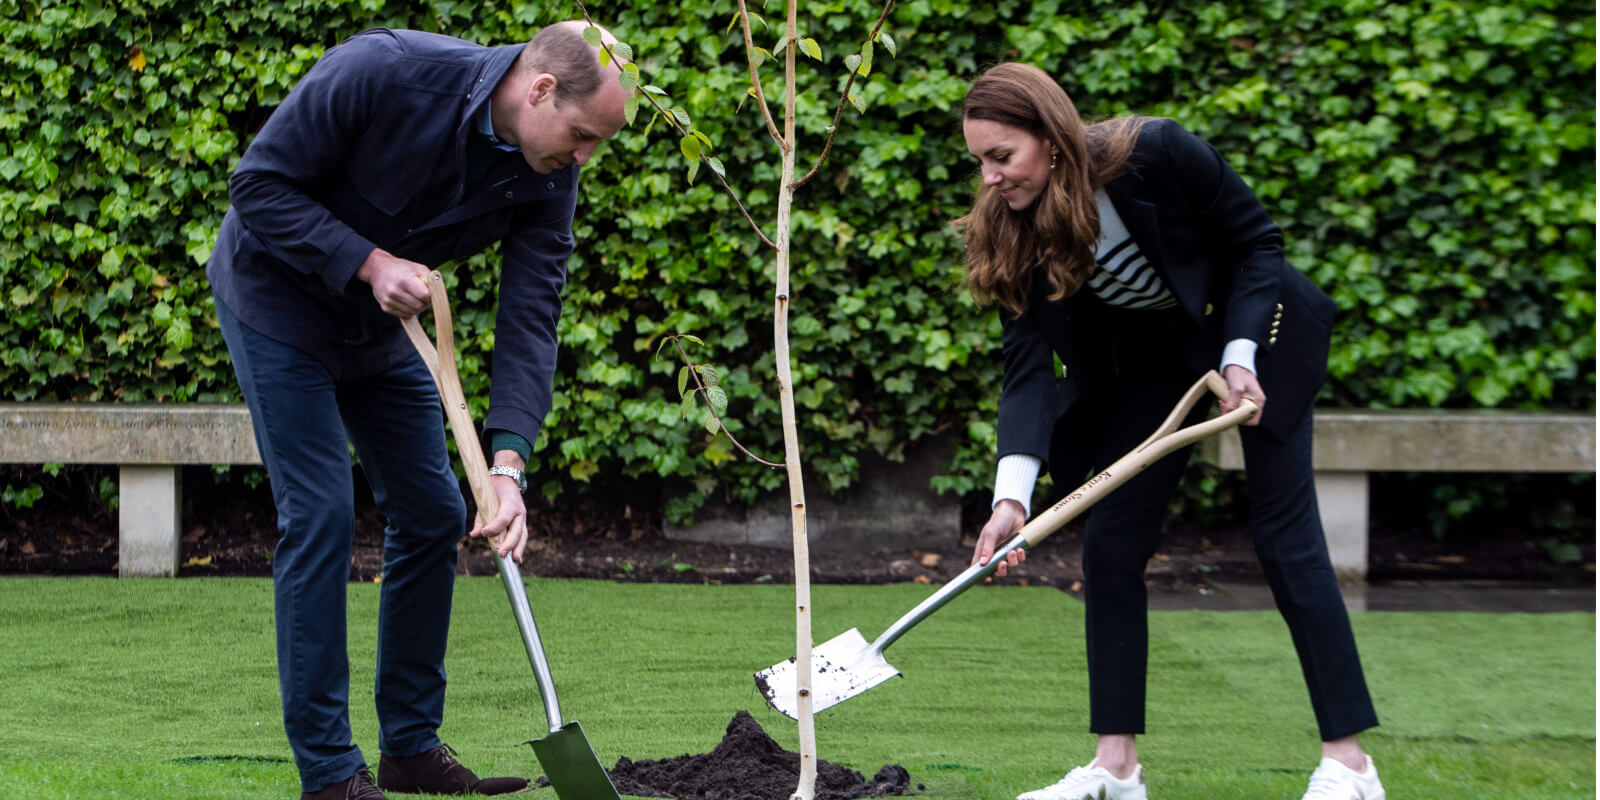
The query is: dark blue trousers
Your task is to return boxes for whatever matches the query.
[217,298,467,792]
[1051,311,1378,742]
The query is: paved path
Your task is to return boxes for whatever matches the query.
[1148,579,1595,613]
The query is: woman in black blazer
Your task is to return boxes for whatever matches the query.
[958,63,1384,800]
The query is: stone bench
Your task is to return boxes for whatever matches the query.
[1198,409,1595,584]
[0,404,259,578]
[5,404,1592,584]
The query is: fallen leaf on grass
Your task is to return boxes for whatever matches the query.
[183,555,212,567]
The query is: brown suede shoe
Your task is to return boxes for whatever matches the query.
[302,766,387,800]
[377,743,530,795]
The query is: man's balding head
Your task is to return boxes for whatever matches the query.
[519,20,622,105]
[495,20,631,173]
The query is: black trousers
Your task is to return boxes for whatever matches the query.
[1049,307,1378,741]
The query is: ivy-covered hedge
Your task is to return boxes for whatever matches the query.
[2,0,1593,523]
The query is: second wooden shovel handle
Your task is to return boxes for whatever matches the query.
[1019,370,1255,549]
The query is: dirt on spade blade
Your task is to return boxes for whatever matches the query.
[540,710,913,799]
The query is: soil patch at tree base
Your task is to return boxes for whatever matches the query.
[536,710,912,799]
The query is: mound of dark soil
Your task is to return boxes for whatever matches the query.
[562,710,912,800]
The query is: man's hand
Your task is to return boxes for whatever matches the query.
[971,498,1027,579]
[470,460,529,563]
[1219,363,1265,426]
[357,248,431,318]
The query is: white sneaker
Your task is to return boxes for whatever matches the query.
[1301,755,1386,800]
[1017,758,1147,800]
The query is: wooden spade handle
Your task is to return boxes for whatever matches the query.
[863,370,1257,657]
[1018,370,1255,548]
[399,272,502,548]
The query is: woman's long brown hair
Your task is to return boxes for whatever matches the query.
[953,63,1149,316]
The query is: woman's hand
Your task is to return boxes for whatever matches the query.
[971,498,1028,578]
[470,473,529,562]
[1220,363,1265,426]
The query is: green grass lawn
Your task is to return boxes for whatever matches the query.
[0,577,1591,798]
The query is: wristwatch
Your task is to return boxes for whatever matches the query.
[487,464,527,493]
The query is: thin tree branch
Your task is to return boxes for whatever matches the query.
[788,0,895,191]
[670,337,784,469]
[573,0,779,250]
[735,0,787,150]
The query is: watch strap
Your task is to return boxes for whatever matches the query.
[487,464,526,493]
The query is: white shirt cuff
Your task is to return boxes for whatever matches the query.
[1221,338,1258,376]
[992,453,1042,519]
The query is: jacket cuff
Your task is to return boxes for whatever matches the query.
[323,231,378,297]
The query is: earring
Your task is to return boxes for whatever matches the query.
[1050,152,1058,170]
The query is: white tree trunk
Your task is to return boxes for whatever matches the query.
[776,1,815,797]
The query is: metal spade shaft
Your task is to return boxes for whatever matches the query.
[401,272,620,800]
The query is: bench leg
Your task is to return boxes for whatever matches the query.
[1314,470,1369,593]
[118,465,182,578]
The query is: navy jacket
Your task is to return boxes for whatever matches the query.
[208,28,579,448]
[996,119,1337,464]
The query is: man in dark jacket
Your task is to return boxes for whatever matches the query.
[207,20,631,800]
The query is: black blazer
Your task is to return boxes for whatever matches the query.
[995,119,1337,465]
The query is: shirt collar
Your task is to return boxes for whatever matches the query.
[478,100,521,153]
